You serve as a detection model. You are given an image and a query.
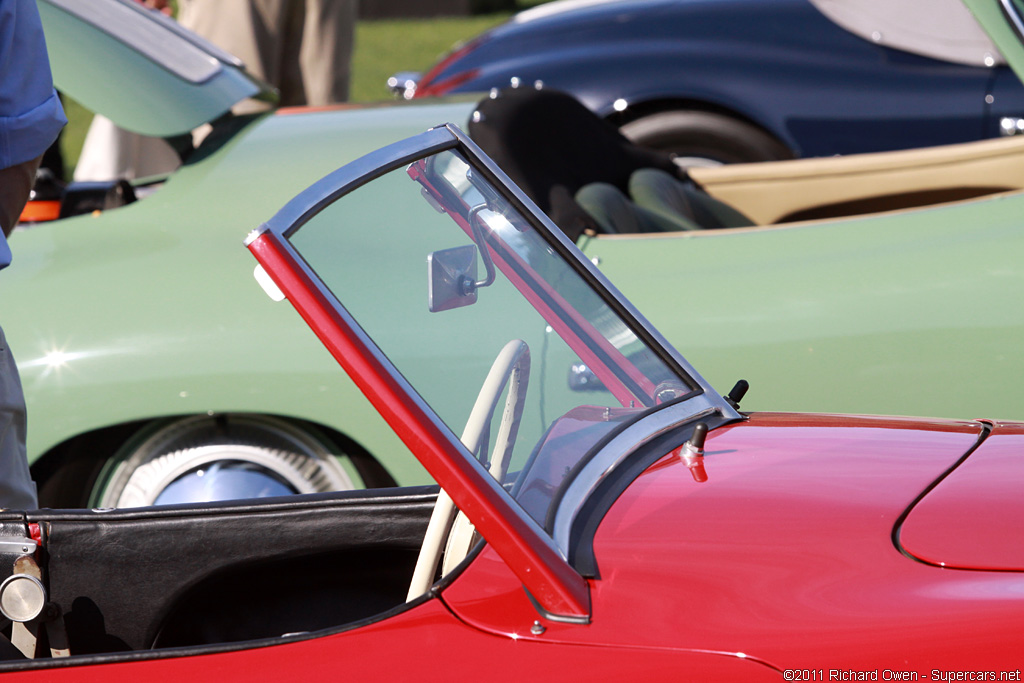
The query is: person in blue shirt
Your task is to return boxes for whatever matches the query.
[0,0,67,509]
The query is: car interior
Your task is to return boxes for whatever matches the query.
[0,486,437,664]
[469,87,1024,237]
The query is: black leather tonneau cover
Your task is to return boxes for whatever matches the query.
[28,486,437,653]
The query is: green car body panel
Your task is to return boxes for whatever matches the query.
[11,0,1024,503]
[965,0,1024,78]
[7,102,485,490]
[579,195,1023,421]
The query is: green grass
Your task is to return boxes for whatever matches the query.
[351,14,511,103]
[60,10,530,175]
[59,97,91,176]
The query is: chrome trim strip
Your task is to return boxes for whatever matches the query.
[43,0,237,84]
[262,126,458,239]
[0,538,37,556]
[1000,0,1024,41]
[525,591,591,624]
[552,397,724,552]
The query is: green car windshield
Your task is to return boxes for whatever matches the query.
[285,134,700,526]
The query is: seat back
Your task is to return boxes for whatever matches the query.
[470,88,753,236]
[469,87,679,239]
[629,168,754,230]
[575,182,702,233]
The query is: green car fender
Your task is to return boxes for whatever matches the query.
[579,193,1024,421]
[7,102,478,505]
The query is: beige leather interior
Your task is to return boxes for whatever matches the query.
[688,135,1024,225]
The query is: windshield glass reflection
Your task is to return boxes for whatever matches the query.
[287,148,696,527]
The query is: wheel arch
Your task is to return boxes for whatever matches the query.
[31,412,396,508]
[606,96,797,156]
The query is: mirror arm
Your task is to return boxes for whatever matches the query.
[464,204,496,293]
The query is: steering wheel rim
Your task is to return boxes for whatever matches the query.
[407,339,531,600]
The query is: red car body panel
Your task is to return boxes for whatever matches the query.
[0,597,775,681]
[445,413,1024,671]
[5,411,1015,679]
[899,422,1024,571]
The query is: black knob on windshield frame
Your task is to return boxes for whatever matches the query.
[726,380,749,409]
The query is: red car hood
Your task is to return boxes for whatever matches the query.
[595,411,987,583]
[898,420,1024,570]
[585,412,1024,669]
[445,412,1024,672]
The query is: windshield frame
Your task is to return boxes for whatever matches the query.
[246,124,739,621]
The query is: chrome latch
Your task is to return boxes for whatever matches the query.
[0,538,37,556]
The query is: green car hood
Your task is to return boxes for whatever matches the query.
[38,0,272,137]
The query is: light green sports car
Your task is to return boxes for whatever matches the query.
[10,0,1024,507]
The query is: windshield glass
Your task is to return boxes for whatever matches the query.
[286,145,698,527]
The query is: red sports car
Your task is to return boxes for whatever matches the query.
[0,125,1020,680]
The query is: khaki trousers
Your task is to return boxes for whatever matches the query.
[75,0,357,181]
[178,0,356,107]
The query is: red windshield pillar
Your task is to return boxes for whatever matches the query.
[247,228,591,621]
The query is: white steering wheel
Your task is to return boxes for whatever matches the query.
[407,339,531,600]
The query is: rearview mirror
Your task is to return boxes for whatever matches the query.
[428,244,479,312]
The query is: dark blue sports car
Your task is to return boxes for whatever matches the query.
[397,0,1024,164]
